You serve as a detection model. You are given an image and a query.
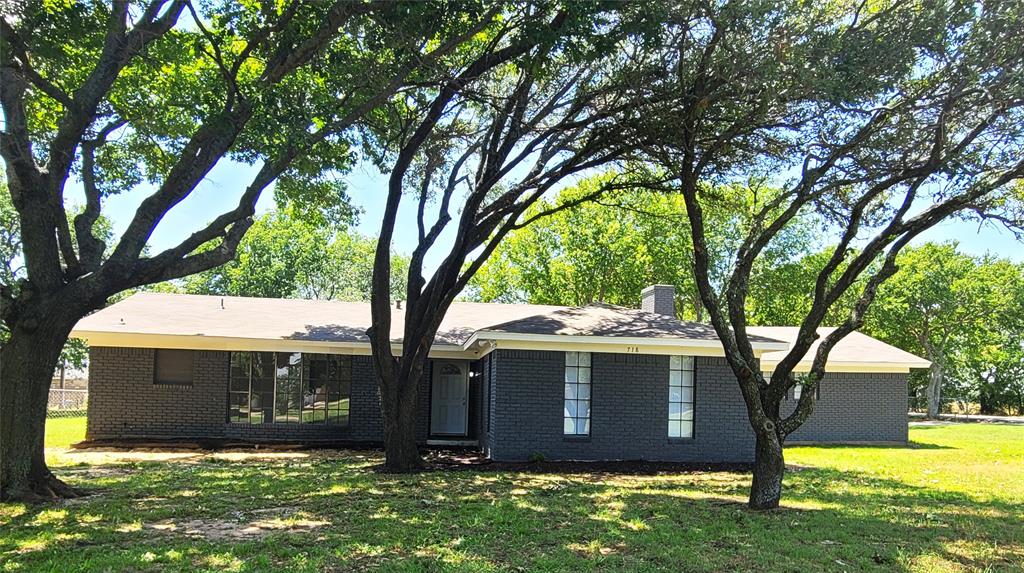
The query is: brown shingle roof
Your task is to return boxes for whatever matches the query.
[72,294,926,371]
[483,302,783,343]
[748,326,931,370]
[72,293,567,346]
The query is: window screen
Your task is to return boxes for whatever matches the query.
[154,349,194,385]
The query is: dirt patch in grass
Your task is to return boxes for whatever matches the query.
[57,448,354,466]
[145,508,328,540]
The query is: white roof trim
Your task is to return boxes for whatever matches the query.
[73,331,478,359]
[760,360,928,374]
[467,330,789,356]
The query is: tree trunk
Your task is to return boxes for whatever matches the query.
[0,312,84,502]
[925,361,943,419]
[977,374,997,415]
[378,368,424,472]
[748,428,785,510]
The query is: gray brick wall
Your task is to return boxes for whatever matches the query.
[87,347,435,443]
[477,354,492,450]
[783,372,909,443]
[484,350,908,462]
[486,350,757,462]
[87,346,908,453]
[641,285,675,316]
[87,347,228,439]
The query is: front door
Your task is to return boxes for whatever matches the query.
[430,361,468,436]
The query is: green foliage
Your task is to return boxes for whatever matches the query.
[866,243,1024,413]
[177,209,409,302]
[470,177,699,313]
[747,250,869,327]
[944,259,1024,414]
[470,177,818,320]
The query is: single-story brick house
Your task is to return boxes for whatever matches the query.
[70,285,929,462]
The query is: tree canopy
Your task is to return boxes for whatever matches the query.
[867,243,1024,416]
[620,0,1024,508]
[178,208,409,302]
[469,177,818,321]
[1,0,506,501]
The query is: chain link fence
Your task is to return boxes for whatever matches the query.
[47,388,87,418]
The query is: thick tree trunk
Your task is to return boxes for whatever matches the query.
[0,312,84,502]
[925,361,943,419]
[378,367,424,472]
[748,429,785,510]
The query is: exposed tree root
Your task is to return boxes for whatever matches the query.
[2,473,88,503]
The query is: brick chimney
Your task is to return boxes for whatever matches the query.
[641,284,675,317]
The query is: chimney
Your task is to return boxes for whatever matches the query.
[641,284,675,317]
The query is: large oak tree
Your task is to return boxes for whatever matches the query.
[0,0,495,501]
[363,2,666,470]
[631,0,1024,509]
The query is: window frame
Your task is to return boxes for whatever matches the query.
[153,349,195,386]
[668,355,695,440]
[227,352,351,426]
[563,351,592,437]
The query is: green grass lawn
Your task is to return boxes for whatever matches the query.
[43,416,87,449]
[2,423,1020,572]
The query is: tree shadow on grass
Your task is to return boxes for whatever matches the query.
[1,454,1020,572]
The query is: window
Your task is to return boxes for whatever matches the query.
[228,352,351,426]
[668,355,694,438]
[154,349,194,385]
[275,352,303,423]
[307,354,351,425]
[564,351,591,436]
[228,352,252,423]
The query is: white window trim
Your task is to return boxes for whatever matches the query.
[668,355,695,439]
[563,351,591,436]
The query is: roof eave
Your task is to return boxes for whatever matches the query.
[466,330,789,356]
[758,359,932,374]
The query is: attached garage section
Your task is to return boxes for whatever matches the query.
[750,326,929,445]
[782,371,909,443]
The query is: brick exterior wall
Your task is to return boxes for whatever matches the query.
[87,347,228,439]
[484,350,908,462]
[783,372,909,443]
[485,350,757,462]
[87,346,908,454]
[87,347,435,443]
[641,285,675,316]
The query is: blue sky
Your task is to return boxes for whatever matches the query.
[81,157,1023,276]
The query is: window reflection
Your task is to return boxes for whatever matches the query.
[228,352,351,426]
